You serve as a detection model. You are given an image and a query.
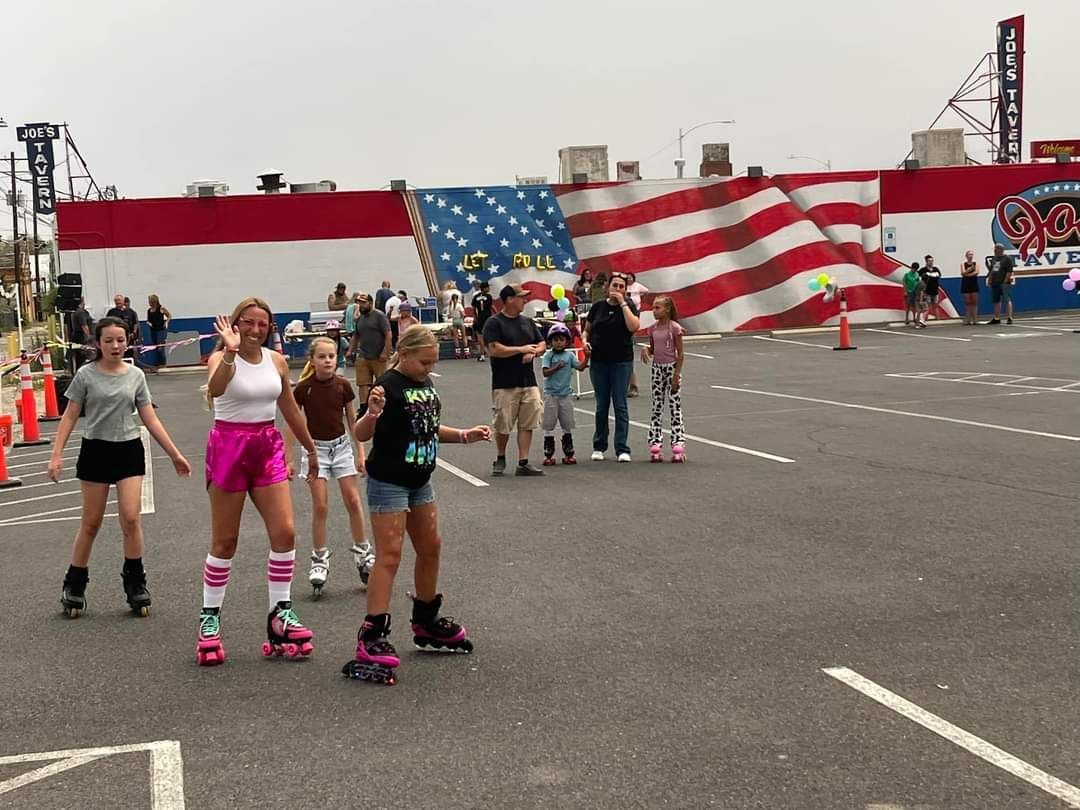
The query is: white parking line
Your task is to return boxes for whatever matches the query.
[824,667,1080,808]
[753,335,831,350]
[573,407,796,463]
[866,328,971,342]
[0,501,115,526]
[0,478,77,493]
[6,447,61,459]
[436,458,489,487]
[6,455,76,471]
[637,342,713,360]
[0,489,84,508]
[710,385,1080,443]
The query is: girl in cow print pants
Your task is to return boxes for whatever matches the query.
[641,296,687,462]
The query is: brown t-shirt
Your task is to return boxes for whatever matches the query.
[292,374,355,440]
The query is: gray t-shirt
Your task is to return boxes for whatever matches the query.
[354,309,390,359]
[65,363,152,441]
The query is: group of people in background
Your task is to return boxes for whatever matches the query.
[67,293,173,372]
[903,245,1016,328]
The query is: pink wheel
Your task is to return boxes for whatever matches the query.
[284,643,299,657]
[261,641,274,657]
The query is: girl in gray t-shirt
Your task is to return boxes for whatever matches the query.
[48,316,192,618]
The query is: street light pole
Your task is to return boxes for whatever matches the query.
[9,151,24,348]
[676,120,736,179]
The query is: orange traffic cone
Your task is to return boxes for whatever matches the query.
[573,333,586,364]
[834,289,857,351]
[0,415,20,488]
[40,347,61,421]
[14,351,50,448]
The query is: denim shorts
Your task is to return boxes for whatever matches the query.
[366,476,435,514]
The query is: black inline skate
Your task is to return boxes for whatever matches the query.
[410,593,473,653]
[122,560,151,617]
[342,613,399,685]
[61,566,89,619]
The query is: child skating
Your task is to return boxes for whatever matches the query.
[342,326,490,685]
[48,316,191,618]
[197,298,321,666]
[448,293,468,358]
[641,296,687,463]
[541,323,587,465]
[288,336,374,598]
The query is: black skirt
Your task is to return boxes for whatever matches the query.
[76,437,146,484]
[960,276,979,294]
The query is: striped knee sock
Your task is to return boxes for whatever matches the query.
[203,555,232,609]
[267,550,296,610]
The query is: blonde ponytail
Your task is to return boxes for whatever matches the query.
[389,323,436,369]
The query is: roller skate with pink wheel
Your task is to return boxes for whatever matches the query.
[410,593,473,653]
[649,444,663,463]
[671,444,686,463]
[542,436,557,466]
[261,601,314,659]
[561,433,577,464]
[342,613,399,685]
[196,607,226,666]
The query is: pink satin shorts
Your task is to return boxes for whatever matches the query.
[205,420,288,492]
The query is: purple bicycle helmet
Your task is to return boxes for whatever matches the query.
[547,322,571,340]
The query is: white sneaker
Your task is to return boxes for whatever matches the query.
[590,451,604,461]
[617,452,632,463]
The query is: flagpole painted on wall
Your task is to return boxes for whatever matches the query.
[400,190,439,296]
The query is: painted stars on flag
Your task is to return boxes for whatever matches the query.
[417,186,578,293]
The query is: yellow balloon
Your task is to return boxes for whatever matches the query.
[816,273,830,287]
[551,284,566,299]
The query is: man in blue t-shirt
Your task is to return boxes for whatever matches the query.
[540,323,588,465]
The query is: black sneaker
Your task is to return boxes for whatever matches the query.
[492,457,506,477]
[1006,317,1013,324]
[514,463,545,476]
[985,319,1001,325]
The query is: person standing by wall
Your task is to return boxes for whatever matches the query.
[984,244,1015,325]
[959,250,980,326]
[328,283,350,311]
[146,294,172,368]
[373,280,394,315]
[347,293,392,410]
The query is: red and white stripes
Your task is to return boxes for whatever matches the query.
[267,550,296,609]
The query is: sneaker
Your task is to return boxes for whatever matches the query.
[590,450,604,461]
[492,457,507,476]
[617,452,632,463]
[1006,317,1013,325]
[627,385,639,398]
[984,318,1001,325]
[514,463,545,476]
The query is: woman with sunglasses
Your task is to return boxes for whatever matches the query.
[195,297,321,666]
[583,273,640,462]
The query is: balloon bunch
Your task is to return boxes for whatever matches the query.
[550,284,572,320]
[808,273,834,292]
[1063,268,1080,293]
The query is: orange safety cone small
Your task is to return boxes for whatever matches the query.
[14,351,50,448]
[833,289,857,351]
[0,432,20,488]
[40,347,61,421]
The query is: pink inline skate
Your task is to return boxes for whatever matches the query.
[342,613,399,685]
[671,444,686,463]
[261,601,314,659]
[411,593,473,653]
[649,444,663,463]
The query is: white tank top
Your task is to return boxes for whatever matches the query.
[213,347,282,423]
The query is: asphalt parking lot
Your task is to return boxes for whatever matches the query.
[2,312,1078,809]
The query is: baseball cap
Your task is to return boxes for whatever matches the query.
[398,300,413,310]
[325,319,341,330]
[480,280,490,289]
[499,284,531,301]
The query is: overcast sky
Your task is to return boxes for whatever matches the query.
[3,0,1077,226]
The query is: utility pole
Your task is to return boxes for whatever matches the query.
[10,151,24,347]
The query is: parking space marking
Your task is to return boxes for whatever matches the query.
[865,328,971,342]
[885,372,1080,395]
[824,667,1080,809]
[753,335,831,350]
[0,500,116,527]
[0,478,76,493]
[436,458,489,487]
[637,342,714,360]
[0,489,84,508]
[7,455,76,471]
[710,385,1080,443]
[574,407,796,463]
[0,739,185,809]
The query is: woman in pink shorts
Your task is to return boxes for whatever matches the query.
[195,297,321,666]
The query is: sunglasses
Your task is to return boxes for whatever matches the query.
[239,317,270,329]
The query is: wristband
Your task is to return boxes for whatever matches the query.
[225,346,239,354]
[221,354,235,366]
[459,429,469,444]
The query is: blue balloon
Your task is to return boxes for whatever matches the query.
[557,297,570,310]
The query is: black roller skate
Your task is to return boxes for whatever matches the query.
[342,613,399,685]
[122,560,151,617]
[561,432,577,464]
[61,566,88,619]
[542,435,556,466]
[410,593,473,653]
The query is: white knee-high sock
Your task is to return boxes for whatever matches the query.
[203,555,232,609]
[267,550,296,610]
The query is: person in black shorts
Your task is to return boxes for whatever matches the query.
[470,280,494,362]
[917,255,942,328]
[48,316,191,618]
[959,250,980,325]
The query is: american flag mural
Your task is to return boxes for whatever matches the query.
[409,172,957,332]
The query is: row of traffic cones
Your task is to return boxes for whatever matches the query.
[0,348,61,489]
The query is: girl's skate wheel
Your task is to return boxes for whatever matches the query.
[298,642,314,656]
[261,641,274,657]
[135,606,149,618]
[284,643,299,657]
[63,607,81,619]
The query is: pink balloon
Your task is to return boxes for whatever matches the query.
[1069,268,1080,282]
[1064,279,1077,292]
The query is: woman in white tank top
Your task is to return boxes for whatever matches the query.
[195,296,321,667]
